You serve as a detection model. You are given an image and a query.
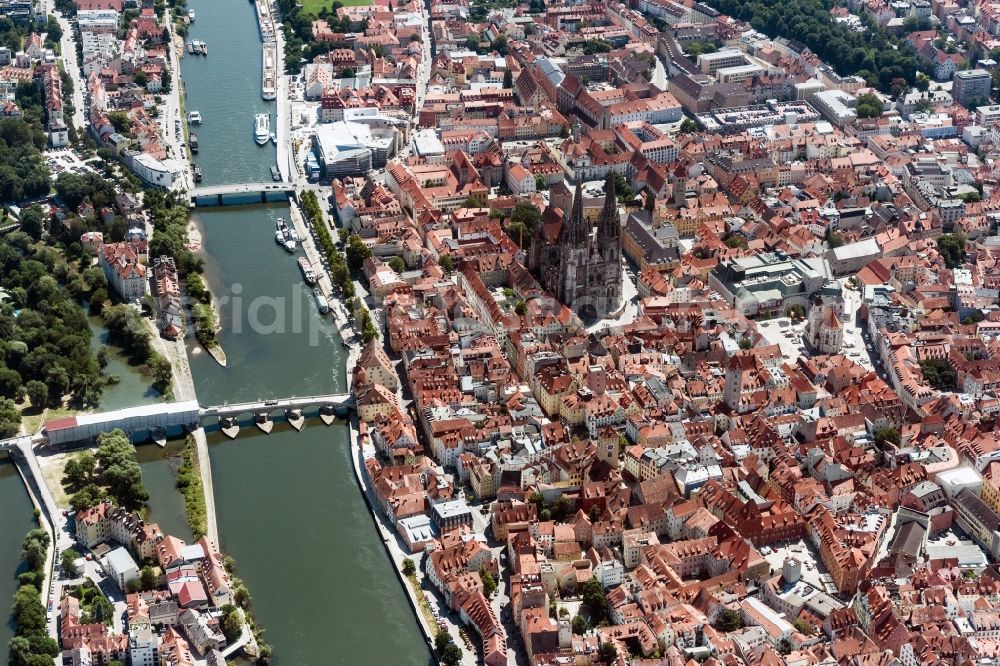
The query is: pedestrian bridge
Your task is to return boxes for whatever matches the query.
[190,182,295,207]
[40,394,355,446]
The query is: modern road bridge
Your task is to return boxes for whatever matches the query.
[190,182,294,207]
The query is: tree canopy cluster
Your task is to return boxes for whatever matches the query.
[0,118,50,203]
[704,0,923,91]
[177,435,207,538]
[504,201,541,251]
[145,188,203,277]
[919,358,957,391]
[68,429,150,511]
[0,236,105,421]
[8,528,57,666]
[936,233,967,268]
[580,577,610,626]
[301,190,355,299]
[434,629,463,666]
[856,92,884,119]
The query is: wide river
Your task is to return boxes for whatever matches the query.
[181,0,431,662]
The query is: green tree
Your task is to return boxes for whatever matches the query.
[140,565,158,591]
[345,234,372,272]
[434,629,451,655]
[0,396,21,438]
[96,429,149,509]
[389,256,406,273]
[479,567,497,597]
[442,643,463,666]
[856,92,884,118]
[580,577,609,625]
[503,69,513,88]
[402,558,416,576]
[873,426,900,450]
[20,529,49,574]
[70,484,105,511]
[147,352,172,392]
[19,205,44,240]
[220,605,244,642]
[64,452,96,489]
[438,254,454,272]
[572,614,589,634]
[61,549,79,578]
[0,365,22,399]
[937,233,967,268]
[24,379,47,409]
[724,234,748,249]
[12,585,46,637]
[598,641,617,664]
[678,118,699,134]
[716,606,743,631]
[612,172,635,203]
[919,358,957,390]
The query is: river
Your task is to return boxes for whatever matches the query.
[0,458,37,652]
[181,0,431,662]
[87,308,163,411]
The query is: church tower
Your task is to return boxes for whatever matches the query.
[596,173,621,264]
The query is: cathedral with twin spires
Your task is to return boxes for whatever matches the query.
[528,173,624,320]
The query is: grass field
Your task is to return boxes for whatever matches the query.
[300,0,372,12]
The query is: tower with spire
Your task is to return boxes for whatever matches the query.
[532,174,623,319]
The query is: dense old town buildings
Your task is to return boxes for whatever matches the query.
[341,0,1000,657]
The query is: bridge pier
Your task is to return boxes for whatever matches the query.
[254,412,273,434]
[219,417,240,439]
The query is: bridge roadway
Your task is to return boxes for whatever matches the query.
[33,393,353,447]
[201,393,353,418]
[192,182,294,197]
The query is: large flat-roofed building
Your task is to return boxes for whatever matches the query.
[953,69,991,107]
[122,151,182,189]
[410,128,445,164]
[708,250,830,317]
[825,237,881,276]
[976,104,1000,127]
[697,48,747,75]
[715,63,764,85]
[810,89,858,127]
[0,0,34,24]
[311,121,395,179]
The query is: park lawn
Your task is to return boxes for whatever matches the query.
[300,0,371,11]
[38,450,76,509]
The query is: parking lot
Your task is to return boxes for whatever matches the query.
[45,149,102,177]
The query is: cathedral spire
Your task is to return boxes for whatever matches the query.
[597,173,620,250]
[559,181,589,247]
